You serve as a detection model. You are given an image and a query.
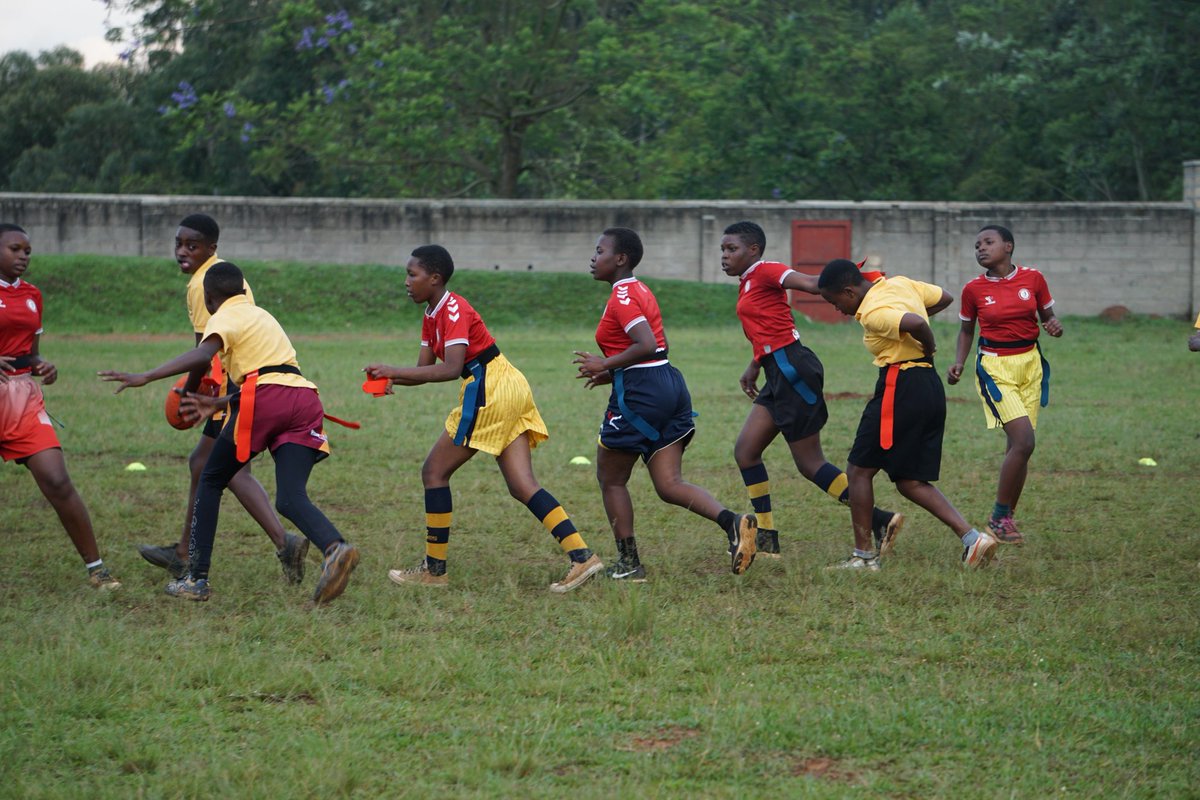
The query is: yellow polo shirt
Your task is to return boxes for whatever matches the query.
[201,295,316,390]
[855,276,945,367]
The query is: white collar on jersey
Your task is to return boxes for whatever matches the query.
[739,260,766,281]
[0,277,22,289]
[425,291,452,318]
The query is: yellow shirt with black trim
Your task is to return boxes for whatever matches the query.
[201,295,317,391]
[187,254,255,334]
[855,276,945,367]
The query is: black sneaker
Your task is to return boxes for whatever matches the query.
[276,533,309,585]
[137,543,187,578]
[727,513,758,575]
[873,511,904,558]
[756,528,780,557]
[605,555,647,582]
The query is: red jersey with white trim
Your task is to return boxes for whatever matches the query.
[0,278,43,365]
[959,266,1054,355]
[421,291,495,363]
[595,278,668,363]
[735,260,801,358]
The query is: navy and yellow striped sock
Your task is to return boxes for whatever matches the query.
[812,462,850,504]
[424,486,451,575]
[740,463,774,531]
[526,488,591,563]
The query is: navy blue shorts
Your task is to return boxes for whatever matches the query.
[755,341,829,442]
[848,364,944,483]
[599,363,696,462]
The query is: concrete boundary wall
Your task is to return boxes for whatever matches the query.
[4,164,1199,317]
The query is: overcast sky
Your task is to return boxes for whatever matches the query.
[2,0,140,67]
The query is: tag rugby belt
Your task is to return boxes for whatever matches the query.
[611,347,672,443]
[879,358,933,450]
[2,353,35,373]
[235,364,360,462]
[975,337,1051,410]
[453,344,502,446]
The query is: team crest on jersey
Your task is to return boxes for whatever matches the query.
[26,299,37,313]
[743,280,752,293]
[983,295,996,305]
[1018,288,1031,301]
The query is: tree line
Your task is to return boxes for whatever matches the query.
[2,0,1196,202]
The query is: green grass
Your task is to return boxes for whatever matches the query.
[2,260,1198,798]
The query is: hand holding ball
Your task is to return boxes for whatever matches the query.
[165,375,221,430]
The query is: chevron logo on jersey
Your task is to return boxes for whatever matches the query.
[447,297,460,322]
[616,285,632,305]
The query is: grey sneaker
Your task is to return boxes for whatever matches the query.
[756,528,780,557]
[137,543,187,578]
[165,574,212,601]
[605,554,647,582]
[873,512,904,558]
[312,542,360,605]
[826,554,881,572]
[276,533,310,585]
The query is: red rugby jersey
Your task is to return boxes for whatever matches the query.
[0,278,43,369]
[959,266,1054,355]
[595,278,668,365]
[421,291,496,363]
[736,260,800,358]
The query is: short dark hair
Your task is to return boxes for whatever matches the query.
[203,261,246,300]
[602,227,643,269]
[179,213,220,244]
[817,259,866,292]
[723,221,766,254]
[411,244,455,283]
[0,223,27,236]
[978,224,1014,247]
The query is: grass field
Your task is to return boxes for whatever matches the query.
[2,256,1198,798]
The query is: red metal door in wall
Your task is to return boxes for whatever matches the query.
[789,219,851,322]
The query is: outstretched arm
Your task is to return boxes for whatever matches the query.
[781,271,820,295]
[99,337,221,393]
[1039,306,1063,337]
[364,342,465,387]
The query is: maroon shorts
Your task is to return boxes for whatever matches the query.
[0,375,60,462]
[224,384,331,459]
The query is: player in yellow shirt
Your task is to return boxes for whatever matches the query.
[817,259,998,570]
[100,262,359,604]
[134,214,306,584]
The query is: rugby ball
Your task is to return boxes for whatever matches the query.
[165,375,221,430]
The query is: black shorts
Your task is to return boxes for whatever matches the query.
[754,341,829,442]
[849,364,944,482]
[599,363,696,462]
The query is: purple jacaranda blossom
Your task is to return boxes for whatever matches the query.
[170,81,197,110]
[337,78,350,89]
[224,101,236,118]
[240,122,254,143]
[296,26,315,50]
[322,84,335,104]
[316,36,328,47]
[771,187,783,199]
[157,105,169,115]
[326,10,352,31]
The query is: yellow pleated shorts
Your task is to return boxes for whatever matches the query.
[443,353,549,456]
[976,348,1042,430]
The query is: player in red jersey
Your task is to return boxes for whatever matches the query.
[573,228,758,579]
[948,225,1063,546]
[720,221,902,563]
[365,244,603,593]
[0,224,120,590]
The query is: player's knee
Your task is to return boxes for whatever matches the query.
[274,487,308,520]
